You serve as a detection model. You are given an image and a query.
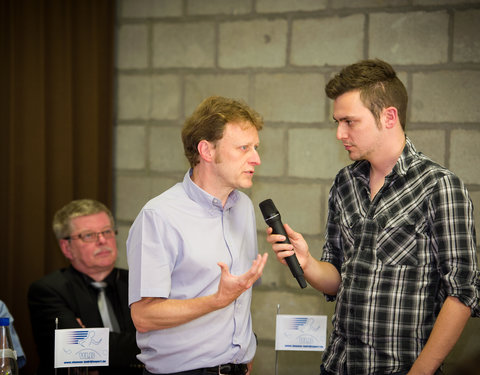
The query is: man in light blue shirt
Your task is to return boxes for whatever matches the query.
[127,96,268,375]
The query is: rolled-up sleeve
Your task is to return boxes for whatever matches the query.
[431,174,479,316]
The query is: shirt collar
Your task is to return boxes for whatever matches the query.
[72,265,117,288]
[391,136,417,177]
[182,169,239,212]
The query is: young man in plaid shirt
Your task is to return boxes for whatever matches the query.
[266,59,479,375]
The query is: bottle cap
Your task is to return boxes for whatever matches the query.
[0,317,10,326]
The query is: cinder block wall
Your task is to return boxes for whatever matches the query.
[114,1,480,373]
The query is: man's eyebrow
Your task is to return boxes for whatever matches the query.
[333,115,352,122]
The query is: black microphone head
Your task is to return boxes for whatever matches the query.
[259,199,280,222]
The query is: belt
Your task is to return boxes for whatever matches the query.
[205,364,248,375]
[144,363,248,375]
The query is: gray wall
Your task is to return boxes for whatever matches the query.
[113,0,480,373]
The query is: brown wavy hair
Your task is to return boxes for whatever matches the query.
[325,59,408,130]
[181,96,263,168]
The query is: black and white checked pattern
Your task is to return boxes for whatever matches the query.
[321,137,479,374]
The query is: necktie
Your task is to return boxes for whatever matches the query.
[91,281,120,333]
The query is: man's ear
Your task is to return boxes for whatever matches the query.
[59,239,74,261]
[383,107,399,129]
[197,140,214,163]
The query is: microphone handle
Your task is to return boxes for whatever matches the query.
[267,218,307,289]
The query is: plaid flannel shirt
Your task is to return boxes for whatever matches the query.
[321,137,479,374]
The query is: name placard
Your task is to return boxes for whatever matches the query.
[54,328,109,368]
[275,314,327,351]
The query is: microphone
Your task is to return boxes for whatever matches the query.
[259,199,307,289]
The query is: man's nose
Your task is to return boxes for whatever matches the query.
[336,123,346,140]
[96,232,108,243]
[250,149,261,165]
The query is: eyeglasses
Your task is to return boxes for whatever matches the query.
[64,228,117,243]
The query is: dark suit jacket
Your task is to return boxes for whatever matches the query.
[28,266,142,375]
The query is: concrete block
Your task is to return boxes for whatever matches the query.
[370,11,449,65]
[453,9,480,63]
[272,351,324,375]
[116,175,153,221]
[187,0,252,15]
[120,0,182,18]
[153,22,215,68]
[254,73,325,123]
[115,223,131,269]
[151,75,181,120]
[252,344,323,375]
[288,128,351,179]
[116,175,182,221]
[219,20,287,68]
[291,15,364,66]
[118,74,180,120]
[184,74,250,117]
[332,0,409,7]
[251,181,323,235]
[397,72,408,90]
[250,345,276,375]
[257,237,287,288]
[256,0,326,13]
[115,125,146,170]
[149,127,189,172]
[414,0,480,5]
[150,175,184,197]
[443,317,480,375]
[117,75,151,120]
[305,236,325,262]
[450,130,480,185]
[411,71,480,123]
[116,24,148,69]
[407,130,446,166]
[256,127,287,178]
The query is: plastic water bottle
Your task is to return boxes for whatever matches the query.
[0,318,18,375]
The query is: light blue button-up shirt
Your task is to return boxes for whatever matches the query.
[127,170,259,373]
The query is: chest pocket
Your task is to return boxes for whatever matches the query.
[376,215,426,267]
[336,212,363,261]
